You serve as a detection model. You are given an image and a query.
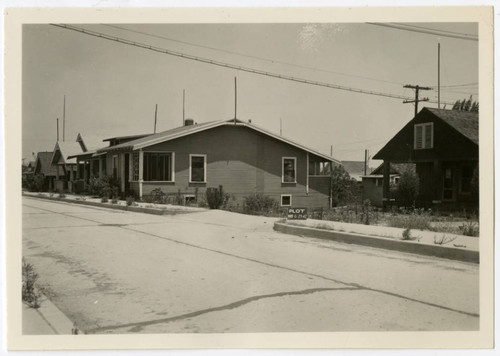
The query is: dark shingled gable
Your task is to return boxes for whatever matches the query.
[425,107,478,144]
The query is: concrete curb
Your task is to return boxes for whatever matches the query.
[23,194,202,216]
[274,222,479,263]
[25,296,76,335]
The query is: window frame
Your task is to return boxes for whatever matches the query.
[414,122,434,150]
[459,165,474,195]
[282,157,297,183]
[141,151,175,183]
[281,194,292,207]
[189,154,207,183]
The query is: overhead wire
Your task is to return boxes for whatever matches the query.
[52,23,414,102]
[102,24,404,86]
[366,23,478,41]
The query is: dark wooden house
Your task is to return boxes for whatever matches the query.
[373,107,478,210]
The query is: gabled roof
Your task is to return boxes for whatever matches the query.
[51,141,86,165]
[98,119,340,163]
[425,107,478,144]
[373,107,478,160]
[34,152,62,176]
[341,161,366,182]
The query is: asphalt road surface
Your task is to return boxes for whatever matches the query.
[22,196,479,334]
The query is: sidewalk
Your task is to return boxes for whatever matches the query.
[22,296,75,335]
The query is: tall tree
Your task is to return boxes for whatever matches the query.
[452,95,479,112]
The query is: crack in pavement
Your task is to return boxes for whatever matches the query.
[23,201,480,324]
[85,287,359,333]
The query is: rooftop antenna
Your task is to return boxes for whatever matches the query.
[234,77,237,124]
[63,95,66,142]
[154,104,158,133]
[182,89,185,125]
[438,43,441,109]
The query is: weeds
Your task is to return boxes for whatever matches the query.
[433,234,458,245]
[126,196,135,206]
[387,208,432,231]
[22,258,41,308]
[459,220,479,237]
[58,192,66,198]
[101,196,109,203]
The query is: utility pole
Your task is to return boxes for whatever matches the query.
[63,95,66,142]
[403,84,432,117]
[182,89,185,125]
[364,149,369,176]
[57,118,59,141]
[234,77,237,124]
[438,43,441,109]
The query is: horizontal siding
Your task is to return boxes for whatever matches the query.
[128,125,330,208]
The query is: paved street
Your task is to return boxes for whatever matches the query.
[22,196,479,333]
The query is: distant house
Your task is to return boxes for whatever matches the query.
[50,134,89,192]
[33,151,64,191]
[341,161,367,182]
[95,119,341,208]
[362,163,415,207]
[373,107,478,209]
[68,133,151,193]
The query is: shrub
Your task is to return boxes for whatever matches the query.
[101,196,109,203]
[242,194,279,216]
[126,196,135,206]
[87,176,121,198]
[330,165,359,207]
[22,258,41,308]
[58,192,66,198]
[206,185,229,209]
[25,174,46,192]
[111,197,118,204]
[394,168,419,207]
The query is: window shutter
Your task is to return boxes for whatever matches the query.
[415,125,423,149]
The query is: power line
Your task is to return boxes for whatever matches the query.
[51,24,414,102]
[366,23,478,41]
[392,23,478,39]
[439,82,478,88]
[102,24,404,87]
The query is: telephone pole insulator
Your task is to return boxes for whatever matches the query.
[403,84,432,117]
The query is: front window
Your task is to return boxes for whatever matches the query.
[190,154,206,183]
[282,157,296,183]
[143,152,174,181]
[414,122,434,149]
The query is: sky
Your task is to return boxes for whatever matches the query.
[22,22,478,166]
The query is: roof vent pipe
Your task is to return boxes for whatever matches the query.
[184,118,194,126]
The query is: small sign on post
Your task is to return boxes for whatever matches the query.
[287,207,308,220]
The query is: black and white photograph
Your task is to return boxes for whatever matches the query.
[3,5,495,352]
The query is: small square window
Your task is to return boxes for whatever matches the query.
[281,195,292,206]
